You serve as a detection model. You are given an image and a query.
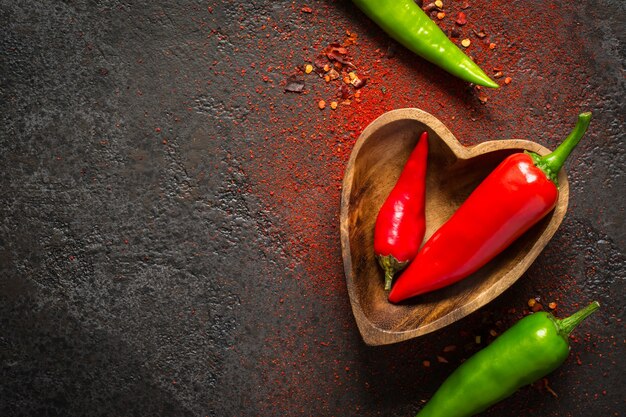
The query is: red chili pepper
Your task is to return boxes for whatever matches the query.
[375,131,429,290]
[388,113,591,303]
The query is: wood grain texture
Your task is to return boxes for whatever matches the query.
[340,109,569,346]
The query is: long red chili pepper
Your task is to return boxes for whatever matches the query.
[388,113,591,303]
[374,131,428,290]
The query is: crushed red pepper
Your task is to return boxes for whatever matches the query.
[215,0,613,414]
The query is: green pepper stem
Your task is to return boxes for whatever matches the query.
[383,269,394,291]
[557,301,600,337]
[377,255,408,291]
[533,112,592,184]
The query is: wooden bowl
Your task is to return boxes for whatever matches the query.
[340,108,569,346]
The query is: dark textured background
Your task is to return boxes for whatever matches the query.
[1,1,624,416]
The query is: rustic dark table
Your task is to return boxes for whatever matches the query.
[1,1,624,416]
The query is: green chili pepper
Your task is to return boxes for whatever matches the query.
[352,0,499,88]
[416,301,600,417]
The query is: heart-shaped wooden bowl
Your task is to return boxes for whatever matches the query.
[340,108,569,346]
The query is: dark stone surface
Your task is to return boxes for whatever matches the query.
[1,1,623,416]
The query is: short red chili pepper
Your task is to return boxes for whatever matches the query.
[389,113,591,303]
[375,131,428,290]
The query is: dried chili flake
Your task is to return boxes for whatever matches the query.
[422,360,431,367]
[473,29,487,39]
[423,2,438,12]
[352,77,367,89]
[443,345,457,353]
[344,30,358,46]
[461,1,470,9]
[327,68,340,80]
[489,42,496,49]
[493,71,504,78]
[285,75,305,93]
[330,45,348,56]
[301,6,313,13]
[326,51,356,68]
[314,55,327,70]
[455,12,467,26]
[437,355,448,363]
[339,84,351,99]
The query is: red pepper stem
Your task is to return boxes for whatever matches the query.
[532,112,592,185]
[556,301,600,338]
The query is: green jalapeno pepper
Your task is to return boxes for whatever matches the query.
[352,0,499,88]
[416,301,600,417]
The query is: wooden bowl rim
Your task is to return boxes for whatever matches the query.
[340,108,569,345]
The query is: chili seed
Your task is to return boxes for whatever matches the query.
[330,101,338,110]
[434,0,443,8]
[318,100,326,109]
[305,64,313,74]
[461,38,471,47]
[549,302,557,310]
[489,43,496,49]
[504,77,512,84]
[436,11,446,19]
